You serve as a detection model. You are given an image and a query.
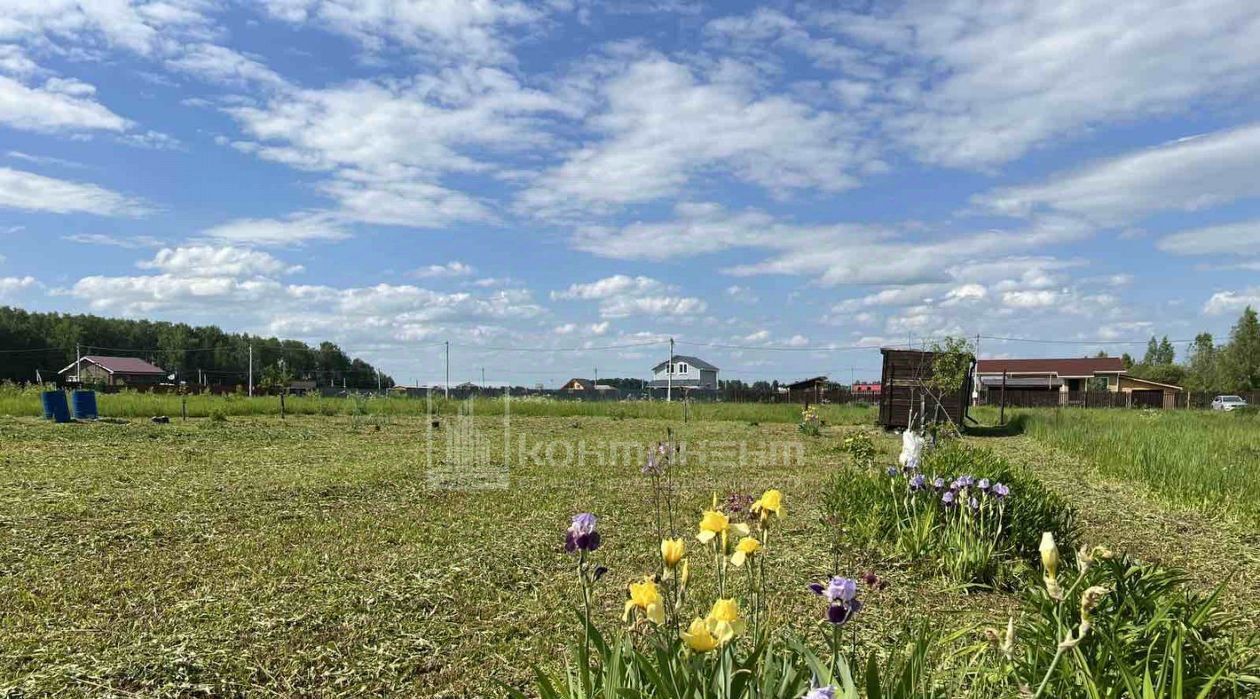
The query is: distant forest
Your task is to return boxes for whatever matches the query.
[1113,306,1260,393]
[0,306,394,389]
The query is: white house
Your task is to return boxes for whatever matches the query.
[648,355,719,390]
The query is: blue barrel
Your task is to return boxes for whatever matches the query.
[72,390,99,420]
[41,391,70,423]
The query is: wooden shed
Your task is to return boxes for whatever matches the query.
[878,348,973,430]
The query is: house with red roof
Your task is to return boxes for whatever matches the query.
[975,356,1182,408]
[59,355,168,387]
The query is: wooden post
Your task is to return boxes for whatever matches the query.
[999,371,1008,426]
[181,395,187,421]
[280,391,286,420]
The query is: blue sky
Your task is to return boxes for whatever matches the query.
[2,0,1260,386]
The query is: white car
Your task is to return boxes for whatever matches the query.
[1211,395,1248,411]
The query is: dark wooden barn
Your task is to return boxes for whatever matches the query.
[878,348,973,430]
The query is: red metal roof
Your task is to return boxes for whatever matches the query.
[975,357,1125,376]
[83,355,167,375]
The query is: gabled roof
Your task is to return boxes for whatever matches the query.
[651,355,718,371]
[785,375,829,389]
[59,355,166,375]
[562,378,593,390]
[975,357,1125,377]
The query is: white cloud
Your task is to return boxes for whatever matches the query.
[552,275,665,300]
[0,75,131,133]
[1204,288,1260,315]
[519,55,869,216]
[725,285,758,304]
[0,275,37,297]
[576,201,1089,287]
[599,295,706,319]
[258,0,544,64]
[138,246,303,277]
[413,261,476,278]
[199,214,348,246]
[165,43,287,87]
[1158,219,1260,257]
[224,66,562,228]
[827,1,1260,167]
[552,274,705,318]
[1001,289,1061,309]
[978,124,1260,226]
[0,167,146,216]
[63,233,163,248]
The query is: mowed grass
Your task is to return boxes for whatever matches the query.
[0,413,997,698]
[1014,408,1260,525]
[0,385,878,426]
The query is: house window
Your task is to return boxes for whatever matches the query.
[676,363,688,374]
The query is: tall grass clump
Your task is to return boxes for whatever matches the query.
[1015,534,1259,698]
[1020,408,1260,525]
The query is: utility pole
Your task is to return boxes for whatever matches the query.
[481,367,486,387]
[248,344,253,397]
[444,341,450,399]
[666,337,674,403]
[75,343,81,386]
[377,369,382,392]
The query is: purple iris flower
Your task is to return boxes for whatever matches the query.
[803,685,837,699]
[932,476,946,491]
[564,513,601,552]
[978,478,991,491]
[993,482,1010,498]
[903,458,919,472]
[956,475,974,488]
[909,473,926,491]
[941,491,956,506]
[886,466,899,477]
[826,598,863,625]
[812,576,862,626]
[969,496,979,510]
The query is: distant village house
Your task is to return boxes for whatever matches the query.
[648,355,719,391]
[976,357,1183,408]
[59,355,167,387]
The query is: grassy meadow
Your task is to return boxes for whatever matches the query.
[0,383,877,425]
[1,402,1257,697]
[1013,408,1260,525]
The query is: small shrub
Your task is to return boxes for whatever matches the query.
[799,405,822,436]
[207,409,227,423]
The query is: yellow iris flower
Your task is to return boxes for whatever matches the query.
[696,494,750,545]
[623,576,666,625]
[750,489,784,524]
[730,536,761,567]
[680,598,746,652]
[661,538,685,568]
[681,617,720,653]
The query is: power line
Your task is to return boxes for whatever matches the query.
[979,334,1196,346]
[450,339,665,353]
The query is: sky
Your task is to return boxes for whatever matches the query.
[2,0,1260,387]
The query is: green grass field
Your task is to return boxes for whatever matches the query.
[2,406,1256,697]
[0,384,876,425]
[1013,408,1260,525]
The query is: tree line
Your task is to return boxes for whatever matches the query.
[0,306,395,389]
[1115,306,1260,393]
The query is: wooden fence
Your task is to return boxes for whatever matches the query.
[978,389,1260,410]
